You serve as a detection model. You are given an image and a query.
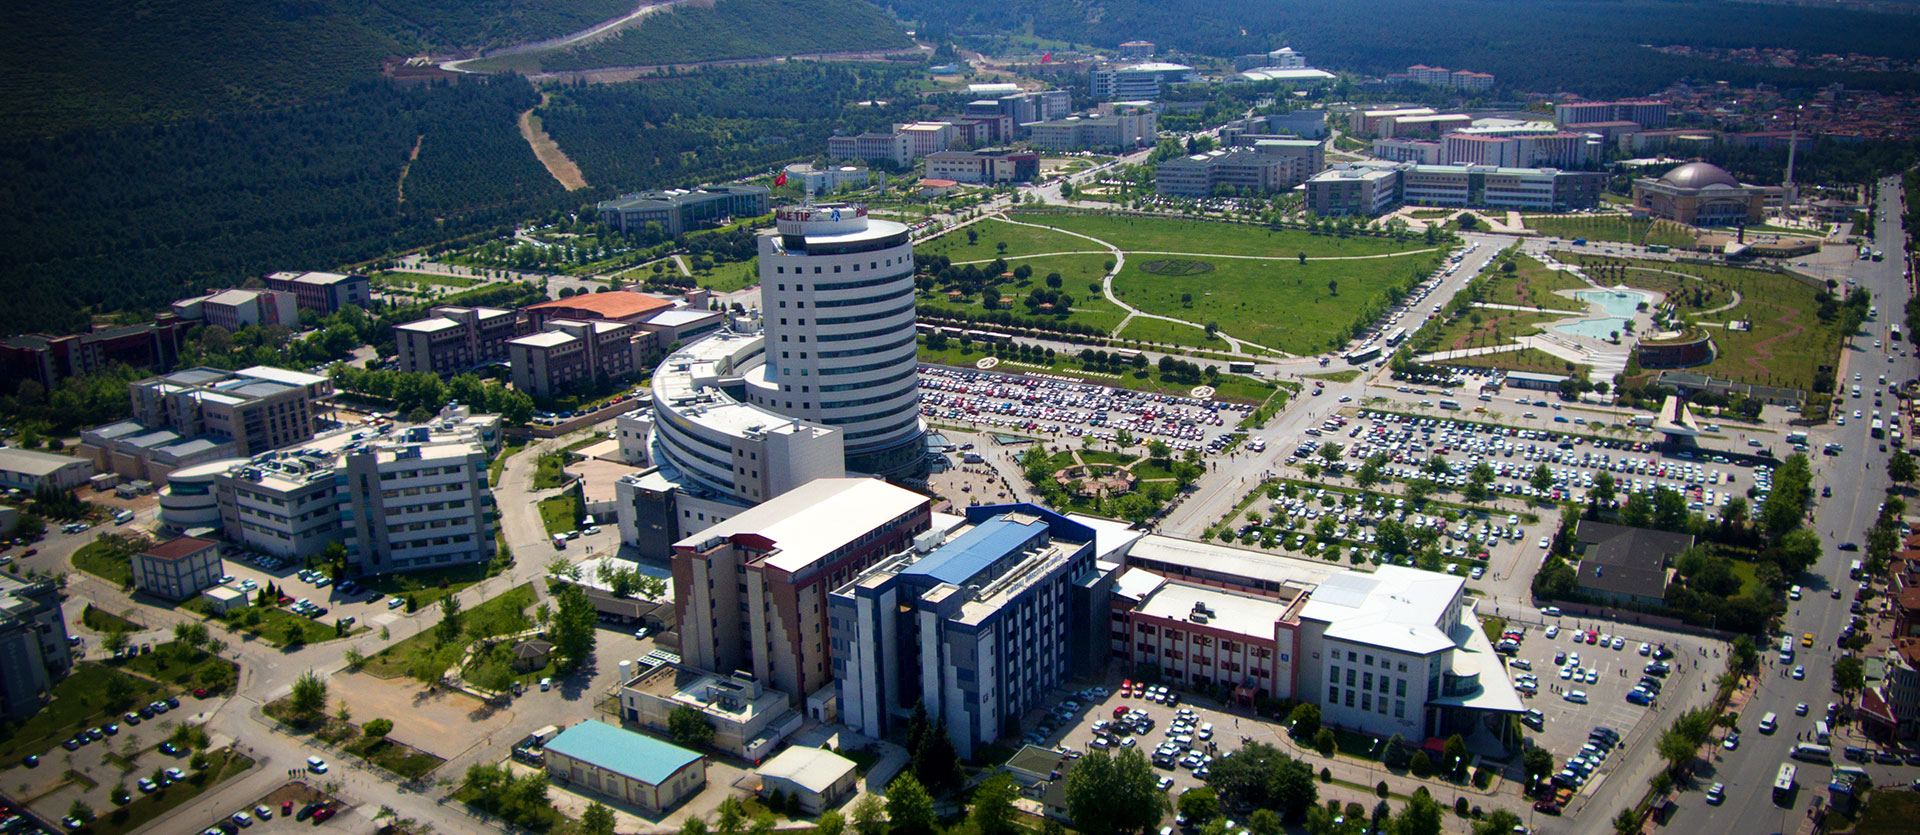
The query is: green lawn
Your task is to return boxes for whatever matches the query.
[1447,348,1586,375]
[345,734,444,779]
[1471,254,1592,309]
[1307,370,1362,383]
[372,271,480,289]
[1420,310,1565,355]
[1112,251,1439,354]
[1567,255,1848,392]
[83,749,254,835]
[214,605,355,647]
[1527,215,1698,249]
[81,604,141,634]
[1856,787,1920,835]
[0,664,168,762]
[363,583,536,680]
[539,494,582,537]
[693,258,760,293]
[1600,266,1731,313]
[531,452,569,490]
[920,219,1101,261]
[72,538,135,588]
[918,264,1130,336]
[1013,212,1432,258]
[111,643,235,694]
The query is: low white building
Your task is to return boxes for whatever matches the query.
[0,447,95,493]
[757,746,858,813]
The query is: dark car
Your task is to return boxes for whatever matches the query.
[22,755,38,768]
[282,802,293,818]
[1533,801,1562,815]
[295,804,319,822]
[1874,751,1901,764]
[1839,542,1860,551]
[164,697,181,709]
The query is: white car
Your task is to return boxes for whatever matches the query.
[1545,625,1560,638]
[1537,537,1549,549]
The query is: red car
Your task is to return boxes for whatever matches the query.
[312,807,336,824]
[282,802,292,817]
[193,688,208,698]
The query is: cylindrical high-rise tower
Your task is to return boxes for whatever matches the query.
[749,203,924,477]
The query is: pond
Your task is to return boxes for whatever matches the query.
[1552,289,1650,340]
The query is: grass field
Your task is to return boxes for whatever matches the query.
[215,605,355,647]
[1601,266,1731,312]
[1013,212,1428,258]
[920,220,1102,261]
[72,538,134,588]
[1112,252,1430,354]
[366,561,505,611]
[693,258,760,293]
[531,452,569,490]
[1855,784,1920,835]
[539,494,581,536]
[1422,309,1568,354]
[363,584,536,680]
[111,642,235,693]
[918,258,1130,335]
[0,665,167,762]
[1446,347,1586,374]
[1472,254,1592,309]
[1565,255,1847,392]
[1527,215,1698,249]
[372,271,480,290]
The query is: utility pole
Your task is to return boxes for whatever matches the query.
[1783,104,1803,222]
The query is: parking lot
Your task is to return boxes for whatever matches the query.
[919,366,1250,455]
[1498,615,1697,790]
[214,552,415,632]
[13,692,229,831]
[1042,685,1255,802]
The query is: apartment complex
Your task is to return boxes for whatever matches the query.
[508,319,639,398]
[393,306,525,376]
[155,405,500,574]
[131,536,223,601]
[1089,63,1195,100]
[1441,122,1597,168]
[1028,110,1159,151]
[826,132,914,168]
[1400,65,1496,90]
[781,164,874,195]
[1553,100,1670,129]
[597,186,770,237]
[963,91,1073,132]
[1,317,185,393]
[831,505,1110,759]
[171,289,298,331]
[80,366,332,485]
[1155,140,1324,197]
[0,574,72,720]
[673,478,930,706]
[263,271,370,314]
[1372,138,1444,164]
[1307,162,1606,216]
[924,149,1041,185]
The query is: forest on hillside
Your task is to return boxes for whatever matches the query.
[538,62,947,189]
[471,0,913,72]
[888,0,1920,98]
[0,77,569,335]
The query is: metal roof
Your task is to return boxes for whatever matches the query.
[900,515,1047,586]
[541,720,702,786]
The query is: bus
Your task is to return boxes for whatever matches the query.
[1345,345,1383,365]
[1790,743,1831,763]
[1773,763,1797,804]
[1439,399,1462,411]
[1385,327,1408,347]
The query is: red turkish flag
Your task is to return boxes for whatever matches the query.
[773,172,788,186]
[1041,51,1053,63]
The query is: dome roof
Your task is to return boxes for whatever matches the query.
[1659,162,1742,190]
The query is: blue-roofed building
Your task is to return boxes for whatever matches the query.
[829,504,1113,758]
[542,720,707,813]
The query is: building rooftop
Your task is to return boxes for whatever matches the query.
[1134,579,1293,642]
[396,318,460,334]
[676,478,926,575]
[141,536,216,562]
[527,292,675,322]
[0,447,87,476]
[509,331,575,349]
[1573,521,1693,601]
[901,514,1051,586]
[1122,534,1341,592]
[1116,62,1193,73]
[1237,68,1336,82]
[644,308,721,328]
[1297,565,1463,656]
[757,747,856,795]
[542,720,702,785]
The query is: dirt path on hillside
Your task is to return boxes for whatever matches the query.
[522,44,932,84]
[519,94,588,191]
[396,134,423,203]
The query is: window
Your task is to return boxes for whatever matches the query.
[1362,693,1372,711]
[1345,691,1355,708]
[1328,685,1339,702]
[1363,672,1373,690]
[1394,700,1405,718]
[1396,679,1407,697]
[1345,669,1355,686]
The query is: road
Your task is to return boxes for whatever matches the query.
[1615,174,1916,835]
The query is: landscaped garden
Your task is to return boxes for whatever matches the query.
[362,583,537,682]
[1018,445,1192,523]
[1527,215,1699,249]
[1014,212,1433,258]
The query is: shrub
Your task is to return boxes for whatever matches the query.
[1454,797,1469,817]
[1376,781,1390,798]
[1410,751,1433,778]
[1320,767,1332,783]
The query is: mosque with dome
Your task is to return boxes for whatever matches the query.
[1629,161,1771,226]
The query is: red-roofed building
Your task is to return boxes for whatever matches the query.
[1893,586,1920,639]
[131,537,222,601]
[525,292,676,329]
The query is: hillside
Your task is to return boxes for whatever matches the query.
[889,0,1920,98]
[468,0,914,73]
[358,0,640,52]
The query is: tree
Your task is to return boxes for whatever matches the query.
[817,811,846,835]
[1892,451,1917,484]
[172,621,209,650]
[1443,735,1468,778]
[1530,464,1553,494]
[363,718,393,739]
[1834,656,1866,700]
[103,629,131,655]
[1409,751,1433,778]
[1176,786,1218,823]
[1474,810,1521,835]
[67,801,94,824]
[1313,728,1337,758]
[435,594,464,644]
[1382,734,1409,769]
[1065,749,1168,835]
[582,802,616,835]
[1392,790,1444,835]
[1269,757,1318,824]
[668,705,716,750]
[551,582,598,667]
[886,774,937,835]
[1612,808,1640,835]
[290,670,327,717]
[1523,747,1554,782]
[1288,703,1321,739]
[971,775,1020,835]
[851,792,887,835]
[1247,809,1281,835]
[1592,470,1616,506]
[682,818,712,835]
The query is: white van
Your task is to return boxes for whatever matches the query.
[1813,721,1830,744]
[1758,712,1778,733]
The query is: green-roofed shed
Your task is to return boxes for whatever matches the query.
[543,720,707,813]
